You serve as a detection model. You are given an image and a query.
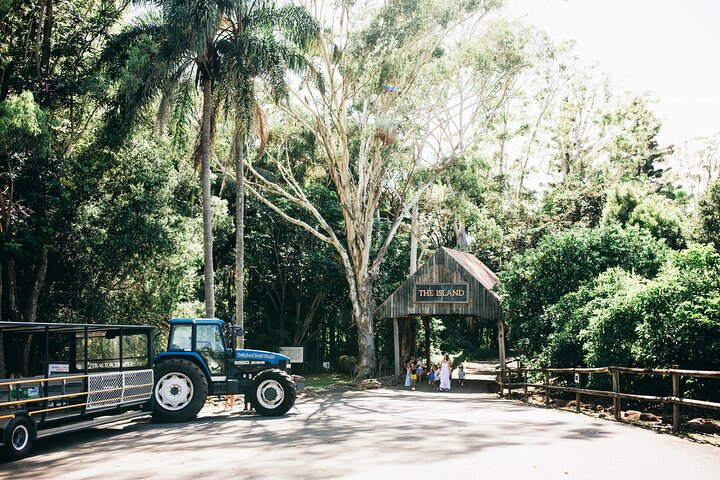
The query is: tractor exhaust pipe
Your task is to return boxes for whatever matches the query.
[229,313,237,352]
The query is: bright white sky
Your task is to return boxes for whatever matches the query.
[504,0,720,146]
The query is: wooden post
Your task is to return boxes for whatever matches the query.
[672,367,681,433]
[523,370,528,403]
[544,371,550,407]
[393,317,400,377]
[612,368,621,421]
[423,317,431,371]
[497,318,507,387]
[575,372,581,413]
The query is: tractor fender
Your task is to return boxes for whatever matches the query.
[154,352,213,385]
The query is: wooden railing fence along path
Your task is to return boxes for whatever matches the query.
[496,362,720,433]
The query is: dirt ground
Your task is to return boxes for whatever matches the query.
[2,385,719,479]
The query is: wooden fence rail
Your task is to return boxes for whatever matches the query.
[496,365,720,433]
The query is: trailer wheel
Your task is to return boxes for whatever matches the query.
[152,359,208,422]
[2,416,35,460]
[249,369,296,416]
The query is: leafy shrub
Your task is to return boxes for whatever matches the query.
[698,179,720,251]
[604,184,687,249]
[632,245,720,370]
[579,270,645,368]
[500,224,667,356]
[511,244,720,399]
[540,268,645,368]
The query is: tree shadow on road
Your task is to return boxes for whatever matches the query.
[2,388,616,479]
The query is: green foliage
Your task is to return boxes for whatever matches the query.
[500,224,668,356]
[0,92,50,146]
[603,183,640,226]
[608,97,671,180]
[632,246,720,370]
[510,243,720,397]
[540,179,608,230]
[49,133,203,327]
[579,269,645,368]
[698,178,720,250]
[436,318,499,362]
[628,197,686,249]
[0,0,714,386]
[604,184,688,249]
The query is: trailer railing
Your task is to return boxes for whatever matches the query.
[497,365,720,433]
[0,369,153,421]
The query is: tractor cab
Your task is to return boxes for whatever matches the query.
[166,319,228,377]
[152,318,296,421]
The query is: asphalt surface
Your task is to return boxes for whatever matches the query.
[2,385,719,479]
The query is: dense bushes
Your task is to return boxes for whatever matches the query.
[502,234,720,372]
[604,184,687,250]
[500,224,668,356]
[632,246,720,369]
[698,180,720,250]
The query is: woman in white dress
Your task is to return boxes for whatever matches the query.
[439,354,451,391]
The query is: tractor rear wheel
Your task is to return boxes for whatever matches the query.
[152,359,208,422]
[249,369,296,416]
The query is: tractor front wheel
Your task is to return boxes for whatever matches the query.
[249,369,296,416]
[152,359,208,422]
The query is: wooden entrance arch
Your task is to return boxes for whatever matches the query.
[374,247,506,379]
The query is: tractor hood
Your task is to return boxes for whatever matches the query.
[233,349,290,367]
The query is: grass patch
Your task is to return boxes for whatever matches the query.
[303,373,352,390]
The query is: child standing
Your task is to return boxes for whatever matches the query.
[405,361,413,389]
[410,362,418,391]
[428,366,436,386]
[458,364,466,387]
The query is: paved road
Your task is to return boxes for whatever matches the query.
[2,386,719,479]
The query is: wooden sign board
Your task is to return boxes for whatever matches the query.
[415,284,469,303]
[280,347,304,363]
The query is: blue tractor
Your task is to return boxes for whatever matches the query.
[152,318,296,422]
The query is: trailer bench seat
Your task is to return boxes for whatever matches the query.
[0,376,85,405]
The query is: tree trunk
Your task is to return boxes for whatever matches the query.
[201,77,215,318]
[329,320,336,363]
[423,317,431,367]
[41,0,53,77]
[7,257,19,322]
[34,0,47,78]
[0,332,4,378]
[0,259,3,322]
[401,317,413,365]
[352,276,376,377]
[22,247,48,374]
[234,124,245,347]
[26,246,48,324]
[410,202,419,274]
[454,219,468,251]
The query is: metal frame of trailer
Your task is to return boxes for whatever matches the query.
[0,321,155,458]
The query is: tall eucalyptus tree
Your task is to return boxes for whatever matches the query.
[245,0,505,375]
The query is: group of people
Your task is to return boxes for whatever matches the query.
[405,354,465,391]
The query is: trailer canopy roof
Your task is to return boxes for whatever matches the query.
[0,321,154,334]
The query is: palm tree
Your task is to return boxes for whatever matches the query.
[105,1,316,326]
[216,1,318,348]
[104,0,227,317]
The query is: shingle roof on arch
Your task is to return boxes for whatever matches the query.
[373,247,502,320]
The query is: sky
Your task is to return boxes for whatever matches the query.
[503,0,720,146]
